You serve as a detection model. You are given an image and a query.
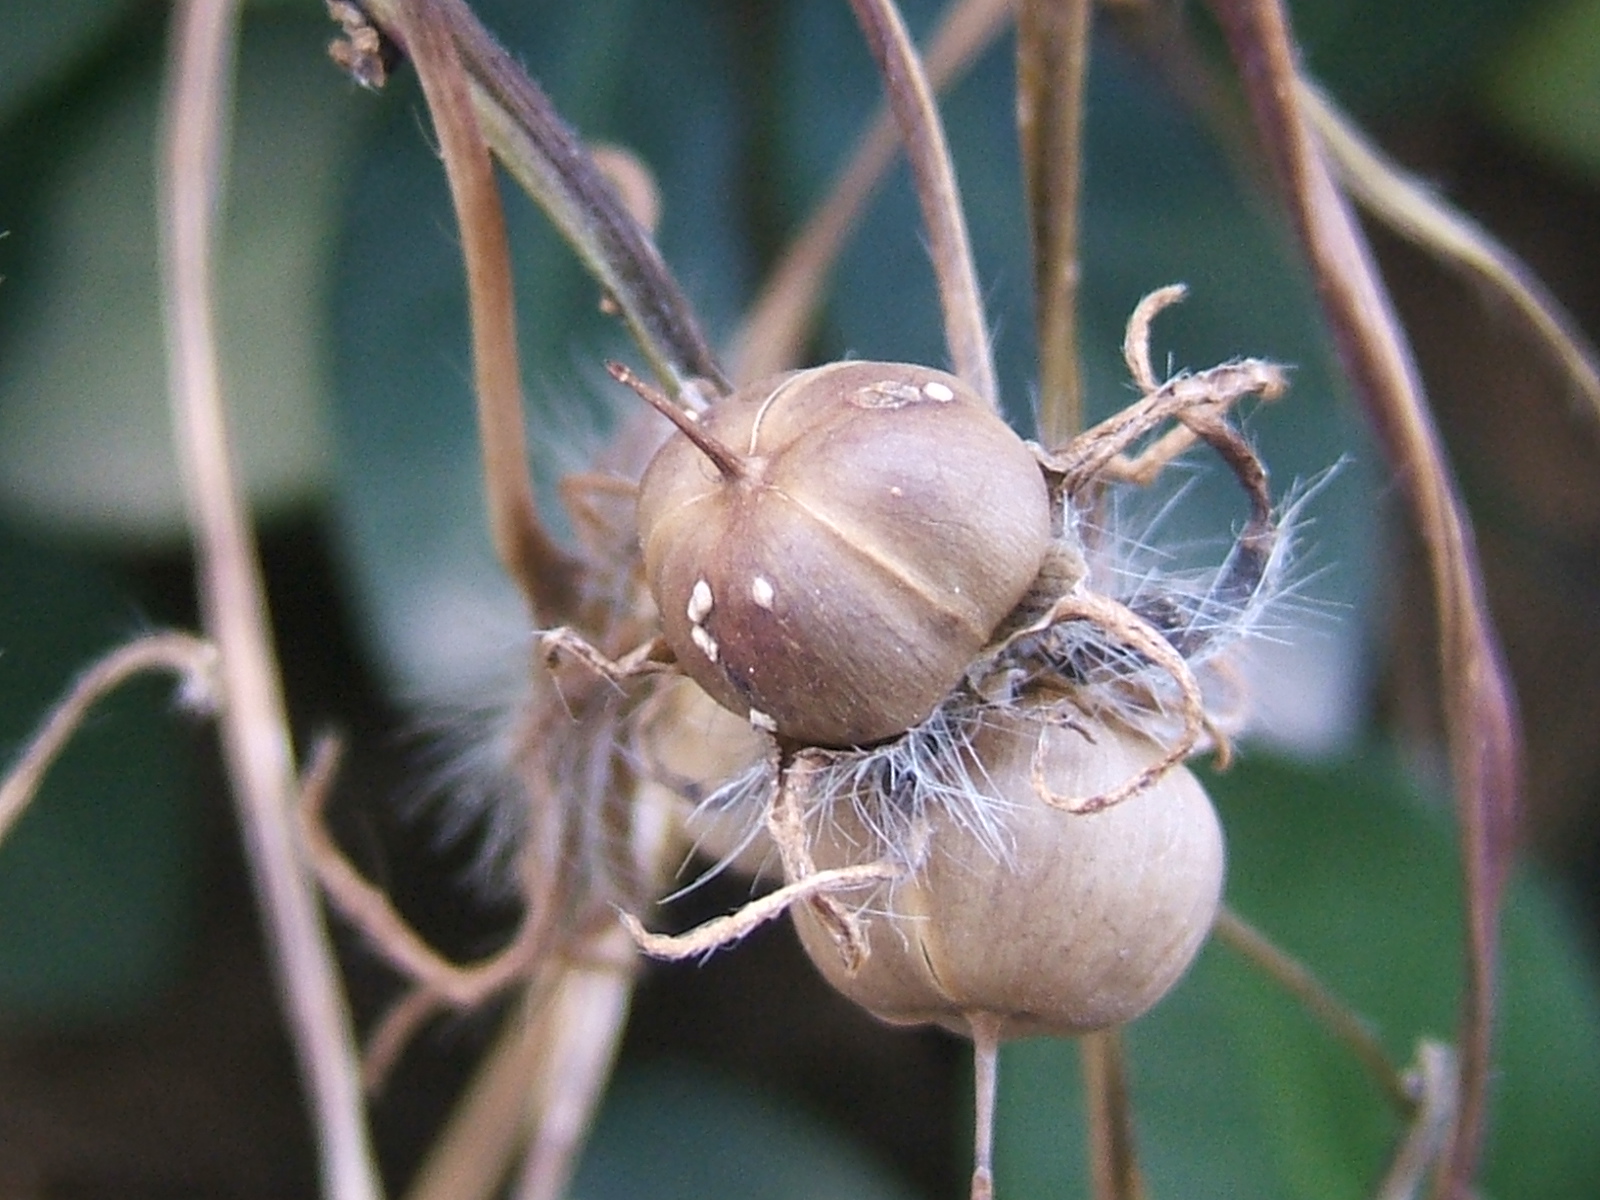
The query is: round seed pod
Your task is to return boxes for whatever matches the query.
[792,711,1224,1039]
[636,361,1052,748]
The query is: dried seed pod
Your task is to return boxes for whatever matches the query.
[635,361,1052,747]
[792,710,1224,1039]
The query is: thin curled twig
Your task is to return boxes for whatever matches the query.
[621,860,900,962]
[0,632,217,847]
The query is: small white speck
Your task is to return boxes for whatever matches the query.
[687,578,714,623]
[922,380,955,402]
[749,708,778,732]
[751,577,775,609]
[690,625,719,663]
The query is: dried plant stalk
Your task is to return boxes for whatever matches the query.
[1017,0,1092,444]
[353,0,727,400]
[1214,907,1412,1112]
[381,0,580,621]
[847,0,998,407]
[1299,80,1600,420]
[732,0,1013,384]
[1375,1043,1460,1200]
[1205,3,1523,1196]
[161,3,381,1196]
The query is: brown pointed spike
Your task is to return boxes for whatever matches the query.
[606,361,746,481]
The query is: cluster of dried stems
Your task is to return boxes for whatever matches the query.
[12,0,1600,1196]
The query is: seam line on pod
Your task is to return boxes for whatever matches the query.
[769,487,990,634]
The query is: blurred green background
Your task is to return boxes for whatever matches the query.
[2,0,1599,1196]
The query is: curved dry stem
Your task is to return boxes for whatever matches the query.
[1121,284,1189,393]
[1025,591,1208,813]
[399,1003,533,1200]
[298,735,542,1014]
[620,861,900,962]
[1213,906,1414,1112]
[1301,81,1600,423]
[163,7,381,1197]
[732,0,1013,384]
[1206,6,1522,1195]
[1018,0,1093,444]
[1376,1042,1460,1200]
[388,0,582,623]
[846,0,998,407]
[350,0,727,400]
[769,750,876,968]
[1044,286,1287,490]
[0,632,217,848]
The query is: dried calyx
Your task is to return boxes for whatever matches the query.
[628,360,1052,748]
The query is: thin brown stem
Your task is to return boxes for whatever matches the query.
[606,361,746,480]
[298,734,541,1009]
[386,0,582,623]
[353,0,727,401]
[1081,1029,1146,1200]
[1203,9,1521,1193]
[0,632,216,848]
[402,1004,538,1200]
[1300,81,1600,423]
[846,0,998,407]
[731,0,1013,384]
[161,5,381,1197]
[968,1013,1003,1200]
[509,924,638,1200]
[1017,0,1092,443]
[1214,907,1414,1114]
[620,861,898,961]
[1375,1042,1459,1200]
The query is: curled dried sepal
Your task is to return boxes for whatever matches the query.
[793,709,1224,1040]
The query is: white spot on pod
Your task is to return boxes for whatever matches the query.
[749,708,778,732]
[751,576,775,609]
[690,625,719,663]
[687,578,714,624]
[921,380,955,403]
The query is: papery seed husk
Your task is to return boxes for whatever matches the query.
[793,709,1225,1040]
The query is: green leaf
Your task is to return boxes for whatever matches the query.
[1283,0,1532,114]
[995,750,1600,1199]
